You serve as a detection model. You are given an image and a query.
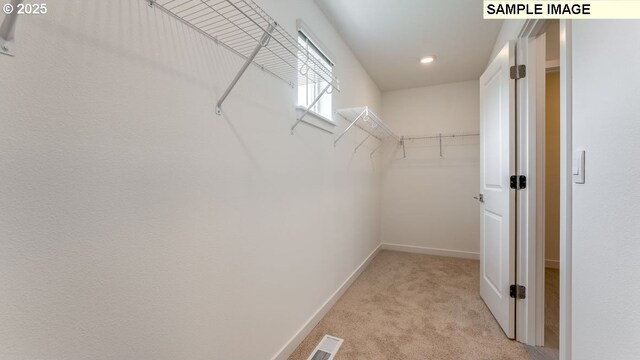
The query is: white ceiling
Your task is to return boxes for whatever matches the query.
[315,0,503,91]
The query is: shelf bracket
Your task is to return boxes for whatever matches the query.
[290,82,331,134]
[401,136,406,158]
[334,108,368,147]
[370,143,383,158]
[439,133,443,158]
[215,22,276,115]
[354,135,371,153]
[0,0,24,57]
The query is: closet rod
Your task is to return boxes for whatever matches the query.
[399,132,479,159]
[403,133,479,141]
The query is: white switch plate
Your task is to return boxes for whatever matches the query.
[573,150,585,184]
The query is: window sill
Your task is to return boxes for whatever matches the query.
[295,106,337,134]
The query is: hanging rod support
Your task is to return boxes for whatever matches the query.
[354,135,371,153]
[334,108,368,147]
[401,136,406,159]
[0,0,24,56]
[439,133,443,158]
[370,143,383,158]
[290,82,331,134]
[215,22,276,115]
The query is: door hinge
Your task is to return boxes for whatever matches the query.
[510,175,527,190]
[510,285,526,299]
[510,65,526,80]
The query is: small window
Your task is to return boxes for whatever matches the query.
[297,31,334,120]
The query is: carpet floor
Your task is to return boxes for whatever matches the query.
[287,250,530,360]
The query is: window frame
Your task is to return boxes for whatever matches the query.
[296,21,335,124]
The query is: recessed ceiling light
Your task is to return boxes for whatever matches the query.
[420,56,436,64]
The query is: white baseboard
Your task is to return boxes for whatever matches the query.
[270,244,381,360]
[545,259,560,269]
[380,243,479,260]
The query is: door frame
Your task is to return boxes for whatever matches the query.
[513,19,573,360]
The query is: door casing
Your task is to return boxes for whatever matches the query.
[509,19,573,360]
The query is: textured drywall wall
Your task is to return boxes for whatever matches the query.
[571,20,640,360]
[380,80,480,256]
[0,1,382,359]
[545,72,560,264]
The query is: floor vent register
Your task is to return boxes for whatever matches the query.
[306,335,344,360]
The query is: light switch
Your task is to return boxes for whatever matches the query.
[573,150,585,184]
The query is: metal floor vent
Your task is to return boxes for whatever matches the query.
[306,335,343,360]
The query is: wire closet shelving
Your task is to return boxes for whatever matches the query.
[334,107,400,157]
[334,106,479,159]
[148,0,340,116]
[401,132,480,158]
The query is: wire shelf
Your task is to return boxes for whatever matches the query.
[403,132,480,141]
[333,107,400,156]
[335,107,400,142]
[151,0,339,90]
[402,132,479,158]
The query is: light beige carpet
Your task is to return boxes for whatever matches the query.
[288,250,530,360]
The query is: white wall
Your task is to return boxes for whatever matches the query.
[489,20,526,63]
[380,81,480,257]
[0,1,382,359]
[571,21,640,360]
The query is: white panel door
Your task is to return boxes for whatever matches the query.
[479,41,516,339]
